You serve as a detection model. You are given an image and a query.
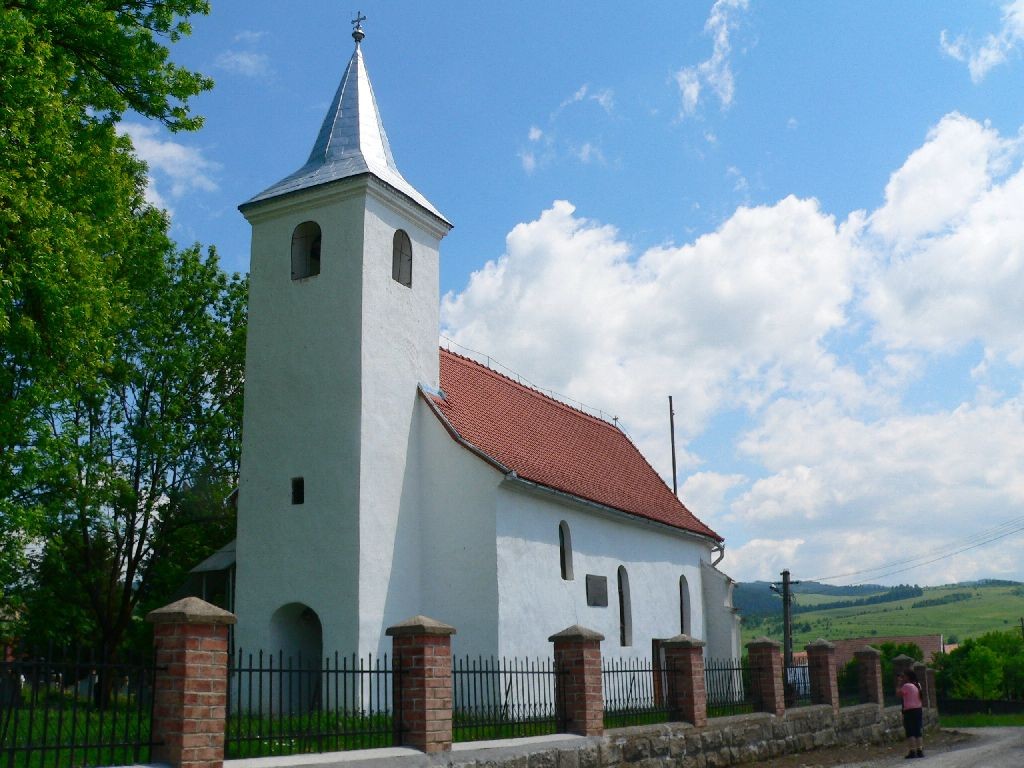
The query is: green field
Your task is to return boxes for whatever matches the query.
[740,583,1024,648]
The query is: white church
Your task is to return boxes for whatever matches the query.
[227,21,741,664]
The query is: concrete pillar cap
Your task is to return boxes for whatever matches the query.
[891,654,915,662]
[146,596,236,625]
[548,625,605,642]
[746,636,782,649]
[385,615,456,636]
[805,638,835,650]
[854,646,882,657]
[662,633,706,648]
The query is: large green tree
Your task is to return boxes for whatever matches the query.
[0,0,212,609]
[21,245,246,657]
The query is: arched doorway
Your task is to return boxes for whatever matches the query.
[270,603,323,713]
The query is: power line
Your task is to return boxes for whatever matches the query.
[809,514,1024,584]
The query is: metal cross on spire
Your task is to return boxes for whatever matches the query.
[352,11,367,43]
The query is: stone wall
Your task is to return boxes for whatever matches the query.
[319,704,937,768]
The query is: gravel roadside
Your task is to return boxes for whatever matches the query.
[758,729,977,767]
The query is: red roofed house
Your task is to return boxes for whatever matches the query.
[229,24,740,663]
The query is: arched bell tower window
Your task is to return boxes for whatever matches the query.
[291,221,321,280]
[558,521,574,581]
[617,565,632,647]
[392,229,412,287]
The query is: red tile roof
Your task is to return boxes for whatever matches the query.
[429,349,722,541]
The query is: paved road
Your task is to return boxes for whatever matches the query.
[836,728,1023,768]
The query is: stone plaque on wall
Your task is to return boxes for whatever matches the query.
[586,574,608,607]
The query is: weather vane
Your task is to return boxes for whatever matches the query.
[352,11,366,43]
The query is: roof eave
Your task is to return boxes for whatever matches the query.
[503,473,724,545]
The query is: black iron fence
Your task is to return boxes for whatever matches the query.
[225,650,397,759]
[785,664,813,708]
[0,646,160,768]
[451,656,564,741]
[602,656,671,728]
[704,657,756,717]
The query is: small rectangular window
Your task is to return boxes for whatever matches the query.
[291,477,305,505]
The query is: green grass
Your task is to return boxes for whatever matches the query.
[0,697,154,768]
[741,583,1024,648]
[940,712,1024,727]
[452,713,561,742]
[224,710,396,758]
[603,708,671,729]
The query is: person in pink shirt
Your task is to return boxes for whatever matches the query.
[897,670,924,758]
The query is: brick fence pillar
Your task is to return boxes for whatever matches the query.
[926,667,937,710]
[891,654,914,693]
[746,637,785,716]
[549,625,604,736]
[913,661,932,709]
[805,639,839,714]
[854,646,884,706]
[386,615,456,754]
[146,597,236,768]
[662,634,707,727]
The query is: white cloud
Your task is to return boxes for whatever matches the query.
[442,195,861,477]
[679,472,746,520]
[940,0,1024,82]
[675,0,749,116]
[727,538,805,582]
[866,114,1024,362]
[234,30,266,44]
[118,122,220,214]
[215,50,270,77]
[726,165,749,194]
[869,113,1013,245]
[520,86,613,172]
[728,396,1024,581]
[574,142,605,164]
[558,84,615,114]
[445,109,1024,585]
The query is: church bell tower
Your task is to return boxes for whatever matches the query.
[233,18,452,659]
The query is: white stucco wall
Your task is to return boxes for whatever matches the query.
[234,184,369,657]
[415,401,502,660]
[494,482,717,660]
[355,186,448,658]
[701,561,742,660]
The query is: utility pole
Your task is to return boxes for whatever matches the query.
[770,570,801,668]
[668,396,677,495]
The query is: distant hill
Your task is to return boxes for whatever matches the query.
[734,582,922,617]
[734,580,1024,647]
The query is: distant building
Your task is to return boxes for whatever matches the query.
[831,635,945,667]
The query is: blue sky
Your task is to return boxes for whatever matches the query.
[130,1,1024,586]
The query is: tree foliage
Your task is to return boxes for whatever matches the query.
[0,0,213,614]
[935,631,1024,701]
[19,246,246,655]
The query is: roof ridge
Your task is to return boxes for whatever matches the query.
[438,347,621,431]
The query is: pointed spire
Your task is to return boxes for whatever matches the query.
[243,18,449,226]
